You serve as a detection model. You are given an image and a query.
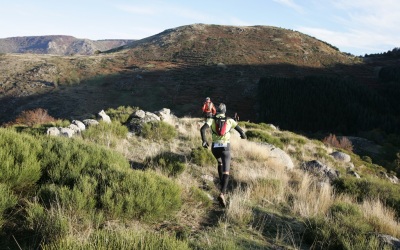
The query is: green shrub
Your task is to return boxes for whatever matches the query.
[362,155,373,163]
[145,152,186,177]
[25,202,69,245]
[190,146,217,167]
[245,130,285,149]
[42,230,190,250]
[0,184,18,228]
[305,214,389,250]
[238,121,274,131]
[106,106,139,123]
[189,186,212,208]
[39,136,130,186]
[141,121,177,142]
[0,128,42,193]
[82,121,128,147]
[100,170,182,221]
[333,177,400,217]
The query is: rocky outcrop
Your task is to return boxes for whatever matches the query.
[300,160,339,182]
[258,143,294,170]
[330,151,351,162]
[98,110,111,123]
[128,108,175,134]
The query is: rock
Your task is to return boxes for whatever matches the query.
[258,143,294,170]
[98,110,111,123]
[330,151,351,162]
[83,119,99,127]
[60,127,74,138]
[72,120,86,131]
[46,127,60,136]
[68,124,81,134]
[375,233,400,249]
[300,160,339,182]
[131,109,146,119]
[128,111,161,134]
[348,170,361,179]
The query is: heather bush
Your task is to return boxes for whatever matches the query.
[0,184,18,228]
[42,230,190,250]
[105,105,139,123]
[101,170,182,221]
[190,146,217,167]
[12,108,57,127]
[145,151,186,177]
[25,202,69,245]
[189,186,212,209]
[141,121,177,142]
[81,121,128,147]
[305,201,392,249]
[0,128,42,193]
[333,177,400,217]
[245,130,285,149]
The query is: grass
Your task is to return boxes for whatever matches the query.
[0,113,399,249]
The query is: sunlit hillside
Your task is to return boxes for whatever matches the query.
[0,106,399,249]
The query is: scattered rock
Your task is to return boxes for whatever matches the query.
[330,151,351,162]
[98,110,111,123]
[46,127,60,136]
[83,119,99,127]
[300,160,339,182]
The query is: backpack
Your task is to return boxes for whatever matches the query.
[212,116,229,136]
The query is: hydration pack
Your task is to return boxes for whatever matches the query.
[213,116,228,136]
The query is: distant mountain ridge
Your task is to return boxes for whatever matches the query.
[0,23,395,127]
[0,35,134,55]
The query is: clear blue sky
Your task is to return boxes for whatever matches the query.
[1,0,399,56]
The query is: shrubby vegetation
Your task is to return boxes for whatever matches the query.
[141,121,177,141]
[0,127,182,248]
[1,108,400,249]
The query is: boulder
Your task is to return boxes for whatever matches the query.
[300,160,339,182]
[128,111,161,134]
[72,120,86,131]
[330,151,351,162]
[98,110,111,123]
[83,119,99,127]
[60,127,75,138]
[68,124,81,134]
[258,143,294,170]
[46,127,60,136]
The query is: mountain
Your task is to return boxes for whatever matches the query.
[0,35,134,55]
[0,24,364,121]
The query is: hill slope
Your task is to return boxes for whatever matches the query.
[0,35,133,55]
[0,24,368,125]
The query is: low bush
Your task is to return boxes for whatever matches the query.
[145,151,186,177]
[81,121,128,147]
[141,121,177,142]
[332,177,400,217]
[101,170,182,221]
[0,128,42,193]
[42,230,190,250]
[189,186,212,208]
[305,213,389,250]
[190,146,217,167]
[245,130,285,149]
[0,184,18,228]
[106,106,139,123]
[238,121,275,131]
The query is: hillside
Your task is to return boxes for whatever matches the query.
[0,107,399,249]
[0,24,366,124]
[0,35,133,55]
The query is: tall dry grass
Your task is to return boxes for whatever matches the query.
[361,199,400,237]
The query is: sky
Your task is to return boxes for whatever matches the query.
[0,0,399,56]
